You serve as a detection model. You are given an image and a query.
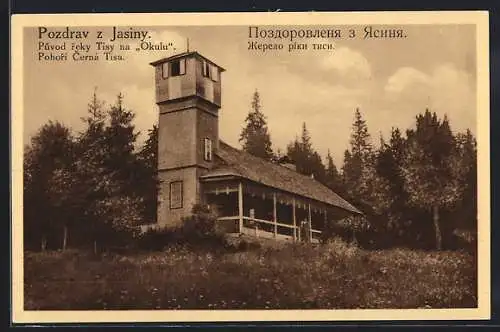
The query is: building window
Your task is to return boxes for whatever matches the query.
[202,60,210,78]
[169,181,183,209]
[171,61,181,76]
[202,60,219,82]
[210,65,219,82]
[170,59,186,77]
[162,59,186,79]
[161,62,169,79]
[179,59,186,75]
[204,138,213,161]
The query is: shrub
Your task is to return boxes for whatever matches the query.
[135,204,227,251]
[321,215,371,245]
[135,226,176,251]
[180,204,219,240]
[324,236,360,255]
[230,238,262,252]
[179,204,227,250]
[448,229,477,252]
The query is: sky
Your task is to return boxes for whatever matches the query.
[23,24,477,165]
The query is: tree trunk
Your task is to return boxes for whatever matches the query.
[41,234,47,252]
[62,225,68,251]
[433,205,442,250]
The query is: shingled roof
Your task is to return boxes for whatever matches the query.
[201,141,363,215]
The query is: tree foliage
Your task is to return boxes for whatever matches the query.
[341,108,376,213]
[400,110,467,249]
[23,87,477,253]
[325,150,343,193]
[24,90,146,252]
[286,123,327,183]
[239,90,274,160]
[24,121,76,250]
[337,108,477,250]
[136,124,159,223]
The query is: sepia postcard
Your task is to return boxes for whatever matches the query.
[11,11,490,324]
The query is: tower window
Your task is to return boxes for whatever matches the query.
[202,60,219,82]
[166,59,186,78]
[171,61,181,76]
[202,61,210,78]
[161,62,169,79]
[169,181,183,209]
[204,138,213,161]
[210,65,219,82]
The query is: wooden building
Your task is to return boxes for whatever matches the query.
[148,51,362,243]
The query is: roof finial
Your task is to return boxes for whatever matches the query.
[186,38,190,52]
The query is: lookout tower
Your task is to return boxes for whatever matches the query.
[150,52,225,227]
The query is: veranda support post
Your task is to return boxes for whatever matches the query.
[308,203,312,243]
[292,198,297,241]
[324,209,327,228]
[238,182,243,233]
[273,192,277,237]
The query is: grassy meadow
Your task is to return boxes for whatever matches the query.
[24,238,477,310]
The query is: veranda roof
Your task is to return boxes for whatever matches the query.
[200,141,363,215]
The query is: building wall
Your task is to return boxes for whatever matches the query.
[196,108,219,168]
[158,167,200,227]
[154,57,197,103]
[194,56,222,106]
[157,106,221,227]
[158,108,197,170]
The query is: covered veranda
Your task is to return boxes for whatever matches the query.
[201,178,350,243]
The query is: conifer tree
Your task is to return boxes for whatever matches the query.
[342,108,374,203]
[239,90,274,160]
[74,90,142,252]
[137,124,159,222]
[286,123,326,181]
[374,127,407,233]
[103,93,140,195]
[325,149,342,192]
[74,89,112,252]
